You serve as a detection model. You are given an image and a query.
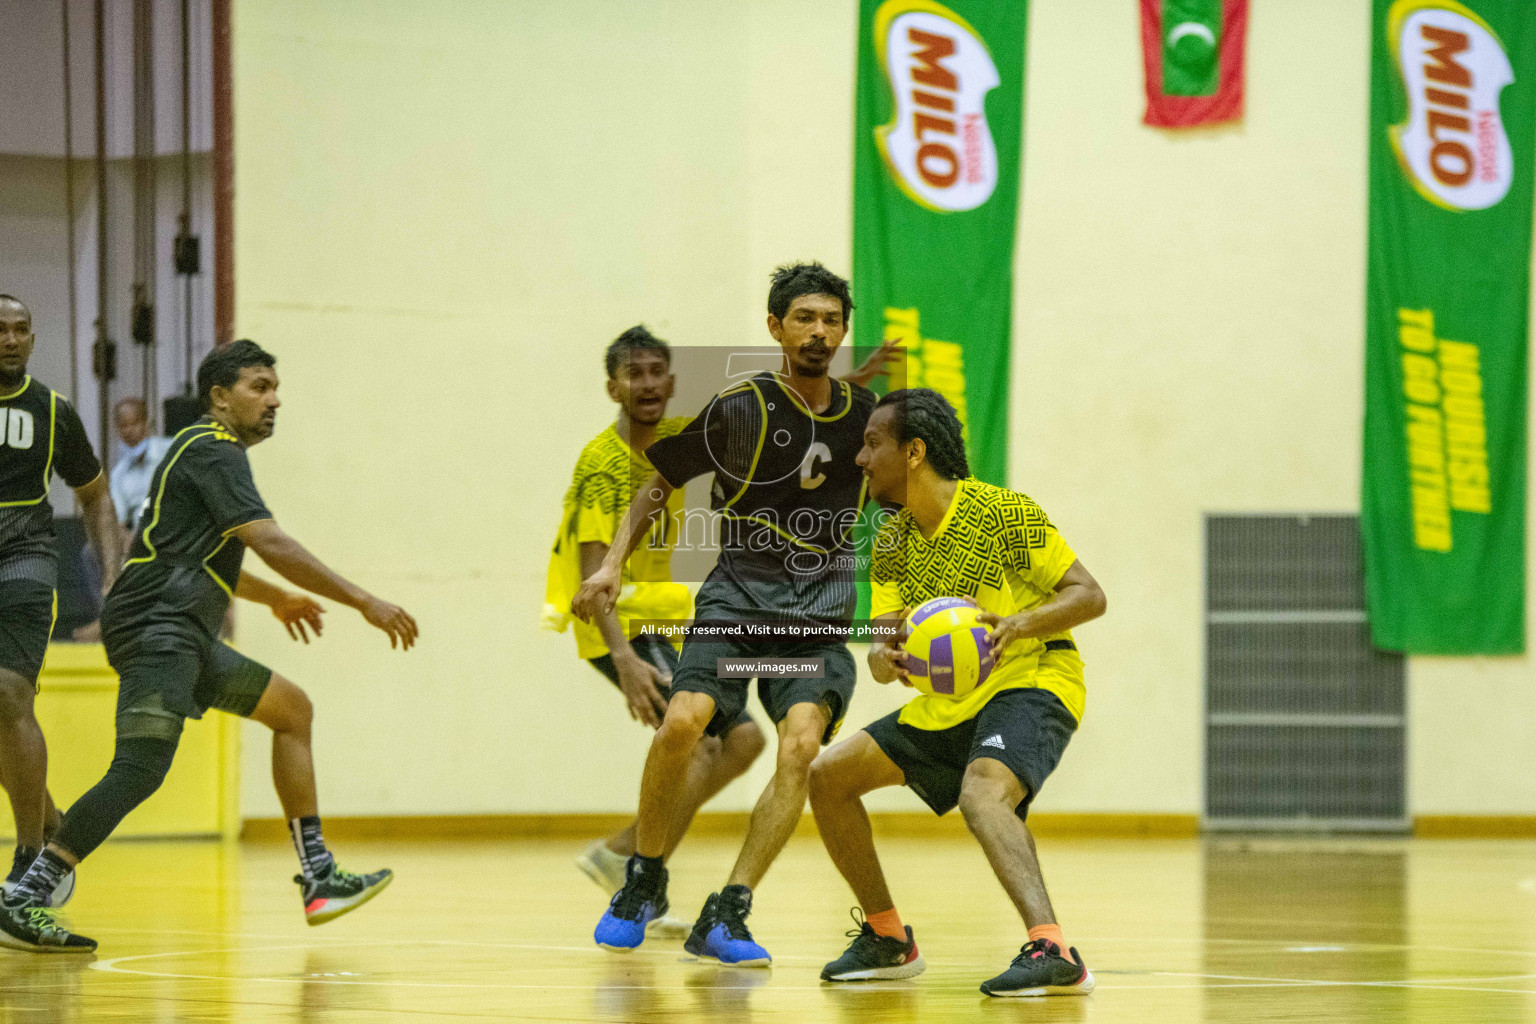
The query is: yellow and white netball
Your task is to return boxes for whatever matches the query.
[901,597,996,699]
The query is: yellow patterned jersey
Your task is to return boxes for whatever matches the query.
[870,477,1085,730]
[543,417,691,659]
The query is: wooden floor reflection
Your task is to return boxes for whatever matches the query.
[3,833,1536,1022]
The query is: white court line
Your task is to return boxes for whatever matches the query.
[1157,969,1536,989]
[93,935,1536,968]
[87,940,1536,996]
[88,927,338,941]
[1076,934,1536,960]
[73,924,1536,961]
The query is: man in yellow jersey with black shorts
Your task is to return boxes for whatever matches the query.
[808,387,1107,997]
[544,326,767,937]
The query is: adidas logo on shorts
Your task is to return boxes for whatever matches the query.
[980,734,1006,751]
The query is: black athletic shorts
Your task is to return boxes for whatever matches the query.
[0,580,55,686]
[669,637,856,744]
[106,640,273,743]
[589,633,755,734]
[864,687,1077,822]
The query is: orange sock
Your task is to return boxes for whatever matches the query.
[1028,923,1068,956]
[866,907,906,941]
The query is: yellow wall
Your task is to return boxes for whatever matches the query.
[232,0,1535,821]
[2,645,240,842]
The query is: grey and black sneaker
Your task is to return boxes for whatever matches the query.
[297,865,393,926]
[683,886,771,966]
[980,939,1095,997]
[0,904,96,953]
[3,849,75,909]
[820,908,925,982]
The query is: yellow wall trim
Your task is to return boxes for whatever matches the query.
[1413,816,1536,838]
[240,811,1200,842]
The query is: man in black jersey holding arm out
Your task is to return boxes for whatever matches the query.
[0,295,121,907]
[575,263,878,966]
[1,340,417,952]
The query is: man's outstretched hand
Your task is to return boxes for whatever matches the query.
[362,597,419,650]
[842,338,902,389]
[272,592,325,643]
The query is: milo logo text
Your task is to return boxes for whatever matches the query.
[1388,0,1515,211]
[874,0,1000,212]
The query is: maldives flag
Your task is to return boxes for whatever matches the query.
[1140,0,1248,127]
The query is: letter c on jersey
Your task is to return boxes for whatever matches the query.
[800,442,832,490]
[2,409,34,449]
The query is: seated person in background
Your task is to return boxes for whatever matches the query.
[109,397,173,540]
[71,397,172,641]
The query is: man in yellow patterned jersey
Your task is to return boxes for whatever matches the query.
[544,326,766,936]
[808,388,1107,998]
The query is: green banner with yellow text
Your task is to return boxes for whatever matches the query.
[853,0,1027,487]
[1363,0,1533,653]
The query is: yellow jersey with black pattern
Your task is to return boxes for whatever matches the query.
[870,477,1085,730]
[102,418,272,642]
[543,417,692,660]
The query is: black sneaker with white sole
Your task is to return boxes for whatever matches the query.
[0,904,96,953]
[820,909,925,982]
[980,939,1095,997]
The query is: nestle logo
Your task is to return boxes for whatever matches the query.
[875,1,1001,213]
[1389,3,1515,211]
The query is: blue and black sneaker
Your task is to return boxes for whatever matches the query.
[683,885,772,967]
[594,856,668,952]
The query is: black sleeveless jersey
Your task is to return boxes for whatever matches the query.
[0,376,102,583]
[647,372,876,623]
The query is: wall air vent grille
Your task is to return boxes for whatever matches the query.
[1205,515,1407,832]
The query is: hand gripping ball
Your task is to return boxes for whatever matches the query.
[901,597,995,699]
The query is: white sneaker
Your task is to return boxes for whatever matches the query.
[646,914,690,940]
[2,870,74,909]
[575,840,628,894]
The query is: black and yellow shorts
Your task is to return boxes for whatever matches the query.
[0,579,56,686]
[107,641,273,742]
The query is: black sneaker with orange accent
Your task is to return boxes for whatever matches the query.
[980,939,1095,997]
[820,909,925,982]
[297,865,393,926]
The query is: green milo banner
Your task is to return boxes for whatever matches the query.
[853,0,1028,486]
[1363,0,1534,653]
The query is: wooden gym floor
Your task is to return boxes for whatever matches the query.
[3,832,1536,1023]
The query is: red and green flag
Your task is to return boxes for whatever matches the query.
[1140,0,1248,127]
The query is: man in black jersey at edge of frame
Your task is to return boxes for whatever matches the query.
[0,295,122,909]
[575,262,880,966]
[0,340,419,953]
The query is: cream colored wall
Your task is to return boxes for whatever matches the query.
[231,0,916,820]
[233,0,1534,822]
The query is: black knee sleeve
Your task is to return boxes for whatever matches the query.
[55,736,180,861]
